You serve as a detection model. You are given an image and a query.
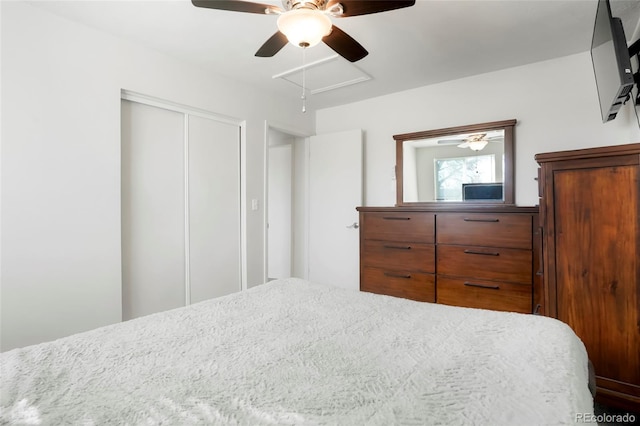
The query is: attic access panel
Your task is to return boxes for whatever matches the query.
[273,54,371,94]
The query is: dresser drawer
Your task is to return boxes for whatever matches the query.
[361,267,435,303]
[437,276,532,313]
[437,245,532,284]
[361,211,435,243]
[436,213,532,249]
[363,240,435,273]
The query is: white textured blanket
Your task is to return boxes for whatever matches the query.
[1,278,593,425]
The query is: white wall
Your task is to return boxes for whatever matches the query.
[316,52,640,207]
[0,2,313,351]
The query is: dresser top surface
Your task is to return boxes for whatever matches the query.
[357,205,539,214]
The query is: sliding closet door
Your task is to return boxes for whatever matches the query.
[121,100,185,320]
[122,97,242,320]
[188,116,241,303]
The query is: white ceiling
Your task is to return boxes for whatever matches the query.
[28,0,640,111]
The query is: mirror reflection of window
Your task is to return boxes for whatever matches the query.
[434,155,496,201]
[401,128,506,203]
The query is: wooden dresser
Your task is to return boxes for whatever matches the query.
[358,206,541,314]
[536,144,640,411]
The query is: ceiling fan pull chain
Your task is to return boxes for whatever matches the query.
[301,47,307,113]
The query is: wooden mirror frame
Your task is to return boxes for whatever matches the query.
[394,119,516,206]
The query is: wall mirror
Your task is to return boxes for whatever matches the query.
[394,119,516,206]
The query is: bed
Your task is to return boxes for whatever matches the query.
[1,278,594,425]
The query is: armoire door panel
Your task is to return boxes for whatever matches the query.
[553,164,639,394]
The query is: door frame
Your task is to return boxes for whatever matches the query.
[263,121,312,283]
[122,90,248,299]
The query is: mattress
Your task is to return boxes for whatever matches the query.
[1,278,594,425]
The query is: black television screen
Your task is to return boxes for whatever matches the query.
[591,0,634,123]
[462,183,503,201]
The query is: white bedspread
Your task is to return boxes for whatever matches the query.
[1,278,593,425]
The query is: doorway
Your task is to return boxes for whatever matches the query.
[266,128,302,281]
[264,126,362,289]
[266,124,314,282]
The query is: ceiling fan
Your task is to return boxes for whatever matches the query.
[191,0,416,62]
[438,133,503,151]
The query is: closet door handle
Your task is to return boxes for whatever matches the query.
[384,272,412,279]
[463,218,499,222]
[384,245,411,250]
[464,282,500,290]
[383,216,411,220]
[463,249,500,256]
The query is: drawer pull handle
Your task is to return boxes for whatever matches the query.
[463,249,500,256]
[464,282,500,290]
[384,245,411,250]
[384,272,412,279]
[463,218,499,222]
[382,216,411,220]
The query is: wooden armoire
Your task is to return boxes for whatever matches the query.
[536,143,640,411]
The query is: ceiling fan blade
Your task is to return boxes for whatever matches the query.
[329,0,415,17]
[323,25,368,62]
[191,0,280,14]
[255,31,289,57]
[438,139,465,145]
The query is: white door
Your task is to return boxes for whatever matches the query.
[188,115,241,304]
[308,129,362,291]
[121,100,186,320]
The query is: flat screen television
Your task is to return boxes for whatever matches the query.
[462,183,503,201]
[590,0,634,123]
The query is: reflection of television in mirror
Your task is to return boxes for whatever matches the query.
[462,183,503,201]
[590,0,635,123]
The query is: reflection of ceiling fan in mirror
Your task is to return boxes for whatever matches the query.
[191,0,416,62]
[437,132,503,151]
[458,133,490,151]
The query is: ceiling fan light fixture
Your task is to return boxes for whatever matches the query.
[277,9,332,48]
[467,140,488,151]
